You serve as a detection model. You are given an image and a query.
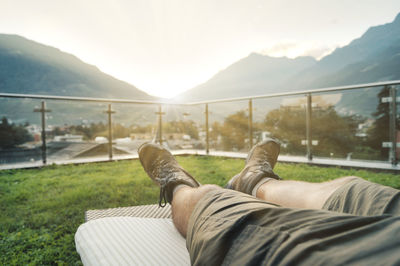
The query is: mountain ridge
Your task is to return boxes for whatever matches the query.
[176,12,400,102]
[0,34,154,100]
[176,54,317,101]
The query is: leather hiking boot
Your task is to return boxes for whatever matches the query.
[225,138,281,194]
[138,143,200,207]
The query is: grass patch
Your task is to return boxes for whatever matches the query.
[0,156,399,264]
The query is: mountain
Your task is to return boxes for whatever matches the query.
[0,34,160,125]
[0,34,153,100]
[285,12,400,91]
[176,54,317,102]
[177,13,400,104]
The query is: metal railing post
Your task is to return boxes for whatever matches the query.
[248,99,253,150]
[40,101,47,164]
[105,104,115,160]
[155,105,165,145]
[205,104,209,154]
[34,100,51,165]
[159,105,163,145]
[306,93,313,161]
[389,86,398,165]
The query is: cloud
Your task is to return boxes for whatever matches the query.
[302,45,337,59]
[260,40,339,60]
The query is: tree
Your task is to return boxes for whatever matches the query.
[69,122,157,140]
[163,120,199,140]
[212,111,249,151]
[130,124,154,134]
[210,121,222,144]
[0,117,33,149]
[69,122,108,140]
[264,106,359,157]
[312,106,359,157]
[264,107,306,155]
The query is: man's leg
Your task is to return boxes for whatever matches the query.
[137,142,227,237]
[169,177,357,237]
[138,143,400,265]
[226,138,357,210]
[171,176,363,237]
[227,138,400,216]
[177,183,400,266]
[172,176,358,237]
[255,176,359,209]
[171,185,220,237]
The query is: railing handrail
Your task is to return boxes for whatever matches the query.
[187,80,400,105]
[0,92,175,105]
[1,79,399,105]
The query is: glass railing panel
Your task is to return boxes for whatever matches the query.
[2,81,398,168]
[44,100,109,164]
[0,97,42,166]
[312,86,389,161]
[112,103,158,159]
[160,104,205,152]
[208,100,249,152]
[254,96,307,157]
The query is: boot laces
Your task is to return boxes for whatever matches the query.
[155,175,178,207]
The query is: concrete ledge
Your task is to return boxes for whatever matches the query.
[1,149,399,172]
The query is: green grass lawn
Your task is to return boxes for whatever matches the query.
[1,156,399,265]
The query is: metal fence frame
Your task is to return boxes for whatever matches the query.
[1,80,399,167]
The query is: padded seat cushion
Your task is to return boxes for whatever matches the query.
[75,217,190,265]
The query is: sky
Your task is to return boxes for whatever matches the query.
[1,1,400,98]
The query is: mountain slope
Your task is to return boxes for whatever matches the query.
[177,13,400,103]
[285,13,400,91]
[0,34,153,100]
[176,54,316,101]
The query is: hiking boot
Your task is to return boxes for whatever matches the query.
[225,138,281,194]
[138,143,200,207]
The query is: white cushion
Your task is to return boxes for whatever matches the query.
[75,217,190,265]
